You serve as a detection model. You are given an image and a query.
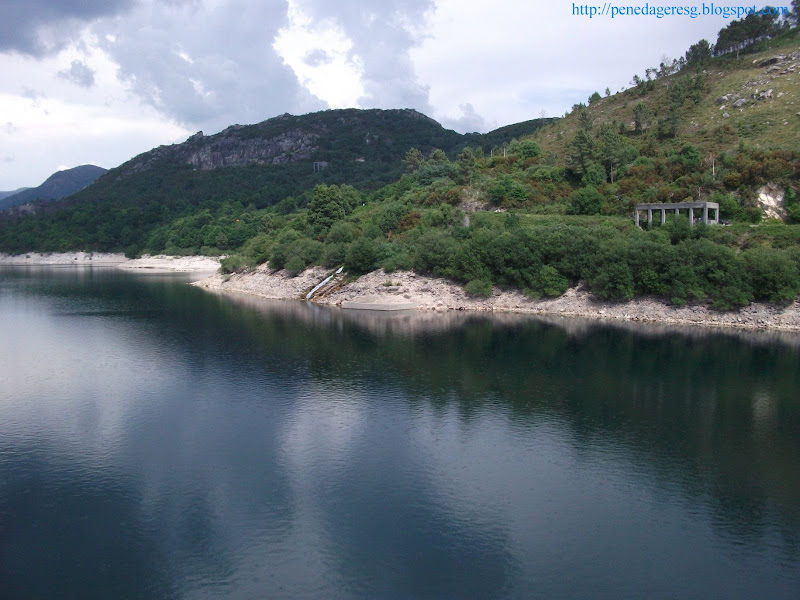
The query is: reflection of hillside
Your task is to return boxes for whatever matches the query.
[3,269,799,594]
[202,290,800,348]
[199,290,800,554]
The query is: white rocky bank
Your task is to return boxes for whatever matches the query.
[193,266,800,332]
[0,252,220,272]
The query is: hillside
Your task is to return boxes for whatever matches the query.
[0,165,107,211]
[535,36,800,160]
[0,188,30,201]
[0,109,549,253]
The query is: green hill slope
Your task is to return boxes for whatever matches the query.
[0,109,549,253]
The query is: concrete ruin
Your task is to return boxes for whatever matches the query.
[634,201,719,227]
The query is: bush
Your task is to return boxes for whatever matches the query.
[567,186,603,215]
[345,237,378,273]
[413,230,459,275]
[285,255,306,276]
[465,278,493,297]
[326,221,355,244]
[323,242,347,267]
[581,164,607,187]
[587,241,634,300]
[240,234,272,264]
[220,254,253,274]
[742,248,800,305]
[511,140,542,159]
[536,265,570,297]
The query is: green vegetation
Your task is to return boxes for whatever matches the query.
[2,16,800,310]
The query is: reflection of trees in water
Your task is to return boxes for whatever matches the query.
[194,291,800,559]
[25,271,800,561]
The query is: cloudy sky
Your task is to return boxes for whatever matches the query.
[0,0,745,190]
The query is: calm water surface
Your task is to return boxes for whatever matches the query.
[0,267,799,599]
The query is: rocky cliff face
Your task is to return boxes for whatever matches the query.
[121,121,322,175]
[183,128,320,169]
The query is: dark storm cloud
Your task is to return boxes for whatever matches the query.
[58,60,96,87]
[0,0,136,56]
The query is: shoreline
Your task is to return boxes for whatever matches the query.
[0,252,220,272]
[192,265,800,333]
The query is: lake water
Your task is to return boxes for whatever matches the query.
[0,267,798,599]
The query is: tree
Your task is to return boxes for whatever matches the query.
[715,13,780,56]
[457,147,477,184]
[569,129,596,176]
[633,103,652,133]
[685,39,713,67]
[307,184,354,235]
[589,91,602,104]
[569,106,596,176]
[604,87,611,97]
[429,149,448,163]
[404,148,424,172]
[598,125,627,183]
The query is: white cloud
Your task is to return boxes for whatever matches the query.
[410,0,742,130]
[273,0,366,108]
[0,30,189,188]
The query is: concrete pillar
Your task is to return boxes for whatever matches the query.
[675,208,680,217]
[714,208,719,224]
[634,210,640,227]
[688,207,694,226]
[661,209,666,225]
[647,209,653,225]
[703,205,709,224]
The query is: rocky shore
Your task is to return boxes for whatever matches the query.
[192,265,800,332]
[0,252,220,271]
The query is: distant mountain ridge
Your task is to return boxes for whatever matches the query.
[0,165,107,211]
[0,188,30,201]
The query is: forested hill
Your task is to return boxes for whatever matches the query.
[77,108,552,206]
[0,165,106,211]
[0,109,549,251]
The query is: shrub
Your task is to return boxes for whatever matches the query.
[323,242,347,267]
[511,140,542,159]
[285,255,306,276]
[581,164,607,187]
[465,279,493,297]
[220,254,253,274]
[535,265,570,297]
[345,237,378,273]
[413,230,459,275]
[587,241,634,300]
[240,234,272,264]
[742,248,800,305]
[326,221,355,244]
[567,186,603,215]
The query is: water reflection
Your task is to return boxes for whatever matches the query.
[0,268,798,599]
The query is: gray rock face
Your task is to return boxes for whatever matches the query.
[184,129,320,170]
